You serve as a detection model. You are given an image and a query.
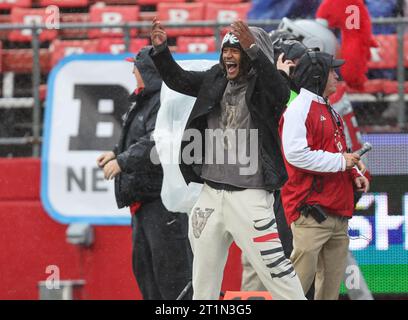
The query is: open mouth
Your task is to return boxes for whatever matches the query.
[225,61,238,75]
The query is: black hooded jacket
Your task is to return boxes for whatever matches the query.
[114,47,163,208]
[150,28,290,192]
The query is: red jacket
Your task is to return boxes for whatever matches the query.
[279,88,362,226]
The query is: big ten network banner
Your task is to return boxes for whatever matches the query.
[346,134,408,294]
[41,52,218,225]
[42,54,136,225]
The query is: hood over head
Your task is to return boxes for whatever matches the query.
[292,49,344,96]
[219,26,276,77]
[127,46,162,96]
[249,26,276,64]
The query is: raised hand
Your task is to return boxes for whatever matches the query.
[230,20,256,50]
[151,17,167,47]
[277,53,296,76]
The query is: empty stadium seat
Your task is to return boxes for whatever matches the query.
[404,34,408,67]
[38,0,88,7]
[89,4,140,38]
[203,2,251,36]
[137,0,186,4]
[195,0,244,3]
[0,0,31,9]
[361,34,408,95]
[157,2,205,37]
[96,0,141,5]
[97,38,149,54]
[59,12,90,39]
[345,79,384,94]
[2,48,50,73]
[8,7,58,42]
[176,36,216,53]
[383,80,408,95]
[0,41,2,73]
[139,10,156,22]
[0,15,11,41]
[369,33,408,69]
[368,34,398,69]
[49,39,99,67]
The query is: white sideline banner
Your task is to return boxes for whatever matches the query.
[41,53,218,225]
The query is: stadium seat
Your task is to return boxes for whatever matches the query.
[59,12,90,39]
[345,79,384,94]
[96,0,141,4]
[97,38,149,54]
[368,34,398,69]
[0,41,2,73]
[2,48,50,73]
[38,0,89,7]
[368,34,408,69]
[203,2,251,36]
[404,34,408,68]
[194,0,244,3]
[49,39,99,67]
[8,7,58,42]
[157,2,205,37]
[0,15,11,41]
[0,0,31,10]
[88,4,140,38]
[383,80,408,95]
[139,10,156,22]
[176,36,216,53]
[137,0,186,4]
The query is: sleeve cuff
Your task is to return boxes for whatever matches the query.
[341,155,346,171]
[245,43,259,60]
[116,153,126,172]
[112,144,119,156]
[152,41,168,55]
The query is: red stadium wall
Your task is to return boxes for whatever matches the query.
[0,158,242,300]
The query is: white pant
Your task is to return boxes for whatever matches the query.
[188,184,306,300]
[241,253,267,291]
